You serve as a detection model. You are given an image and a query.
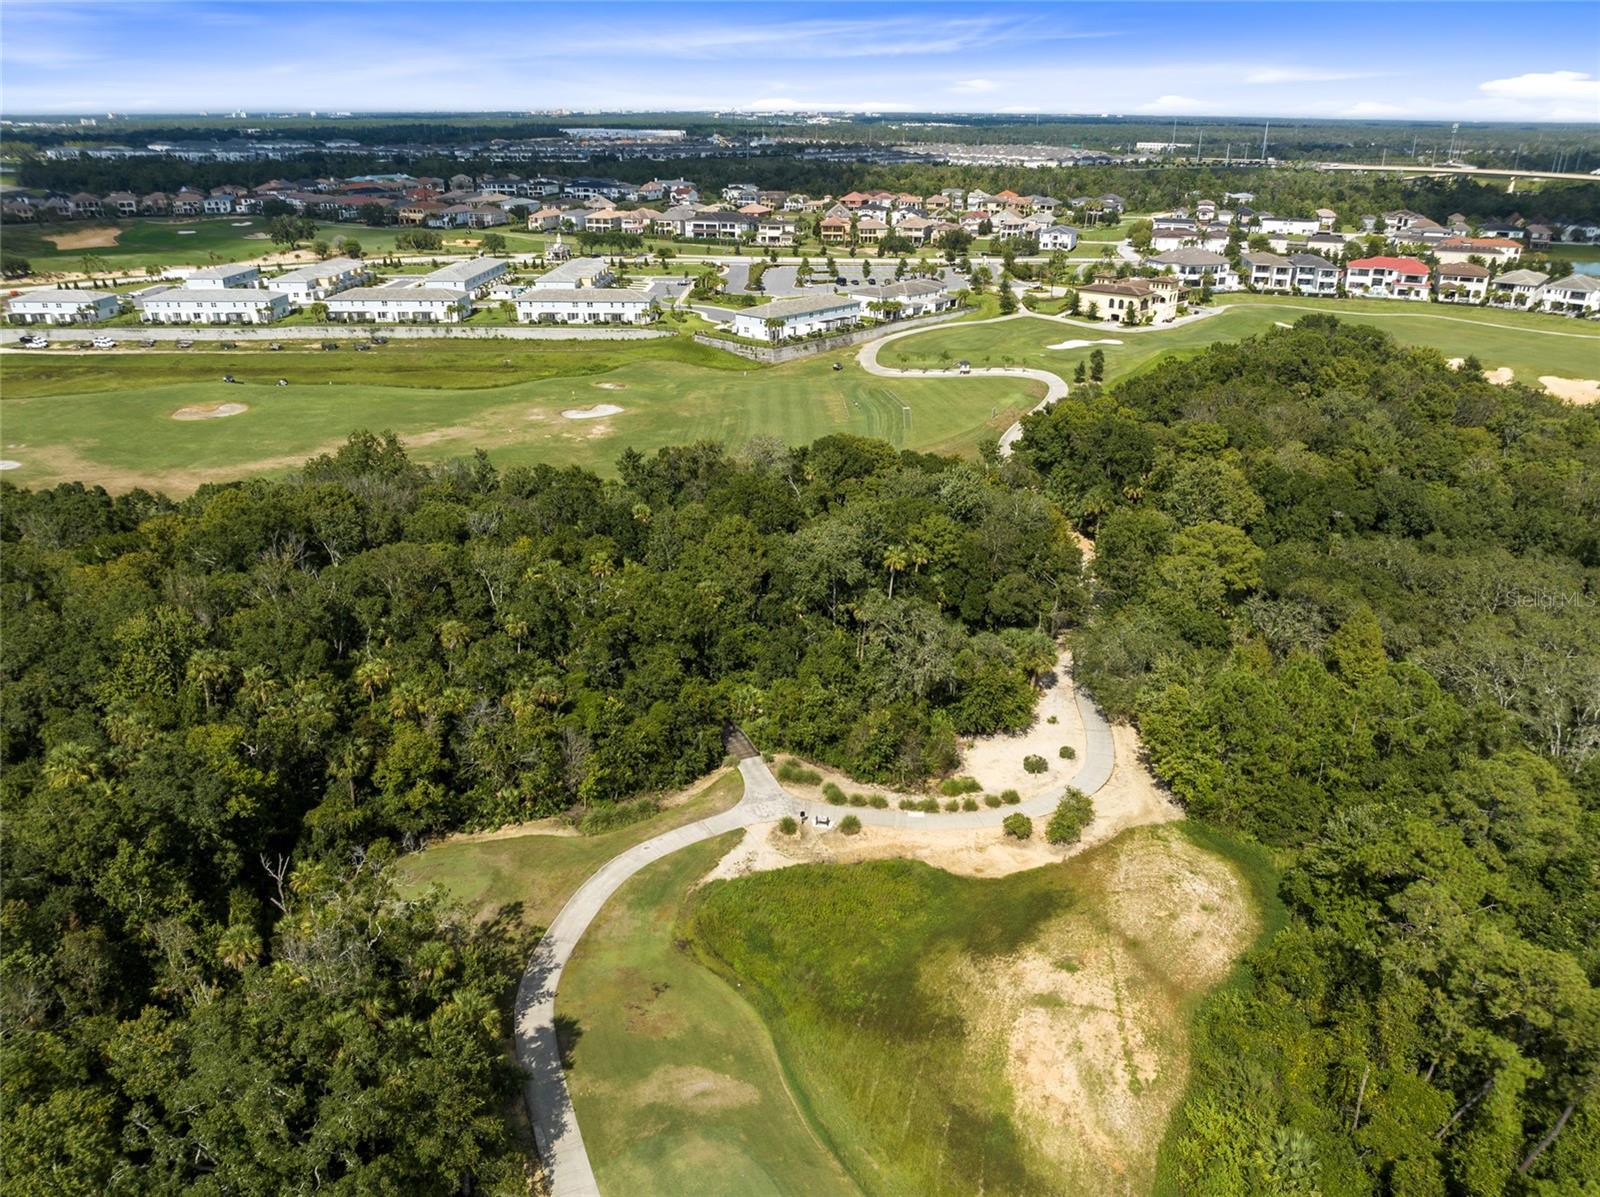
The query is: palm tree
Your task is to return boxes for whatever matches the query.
[437,619,471,654]
[883,545,909,598]
[216,922,262,971]
[354,658,393,701]
[43,742,98,790]
[186,649,233,712]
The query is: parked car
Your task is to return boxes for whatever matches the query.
[175,339,194,349]
[92,336,116,349]
[18,334,48,349]
[139,338,156,348]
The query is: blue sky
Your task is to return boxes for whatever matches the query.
[2,1,1597,121]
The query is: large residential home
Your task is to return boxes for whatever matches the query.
[1038,226,1080,252]
[989,212,1032,240]
[1437,262,1491,304]
[515,287,657,325]
[1077,277,1180,324]
[721,182,760,205]
[268,257,370,304]
[855,216,888,244]
[1316,208,1338,230]
[819,213,852,244]
[202,193,235,215]
[325,286,469,324]
[400,200,448,225]
[1287,253,1341,295]
[1149,248,1240,291]
[639,178,697,201]
[140,192,171,214]
[1304,232,1350,261]
[536,257,615,289]
[142,288,289,325]
[523,204,567,232]
[651,205,701,237]
[104,191,140,217]
[731,293,861,342]
[1345,256,1430,300]
[6,289,121,325]
[418,258,507,296]
[1433,237,1522,265]
[846,278,957,320]
[782,193,811,211]
[1150,224,1231,253]
[685,212,757,241]
[171,188,207,216]
[187,263,261,289]
[1240,251,1295,292]
[1488,268,1549,308]
[1256,215,1320,237]
[892,215,938,244]
[756,216,798,247]
[1539,273,1600,315]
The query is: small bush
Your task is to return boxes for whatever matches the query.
[1059,745,1077,760]
[984,793,1003,808]
[938,776,982,796]
[762,752,775,763]
[961,797,979,811]
[944,799,960,812]
[777,760,822,785]
[1001,789,1022,805]
[822,781,847,803]
[838,814,862,835]
[848,793,868,807]
[1046,715,1058,725]
[917,797,941,813]
[578,796,661,835]
[1023,754,1048,775]
[899,798,918,810]
[870,795,889,809]
[1003,813,1033,839]
[778,815,799,835]
[1046,789,1094,846]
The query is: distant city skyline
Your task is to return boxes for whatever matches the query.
[2,0,1597,123]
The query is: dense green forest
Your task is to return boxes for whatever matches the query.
[0,432,1078,1192]
[1017,318,1599,1193]
[3,319,1596,1193]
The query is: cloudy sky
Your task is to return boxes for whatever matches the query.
[2,0,1597,121]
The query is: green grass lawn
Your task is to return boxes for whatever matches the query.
[558,831,860,1197]
[682,823,1265,1197]
[5,218,424,274]
[396,770,744,932]
[0,335,1037,493]
[881,297,1600,389]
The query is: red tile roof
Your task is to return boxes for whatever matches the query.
[1349,256,1428,274]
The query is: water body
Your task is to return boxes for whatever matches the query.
[1571,260,1600,277]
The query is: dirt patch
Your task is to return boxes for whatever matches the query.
[707,820,1069,883]
[1541,375,1600,404]
[634,1065,759,1113]
[562,403,624,419]
[961,649,1087,797]
[45,226,123,250]
[171,402,248,421]
[947,827,1258,1196]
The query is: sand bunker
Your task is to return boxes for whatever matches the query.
[176,230,197,236]
[1541,376,1600,405]
[1446,357,1465,369]
[0,460,21,471]
[1274,321,1294,328]
[230,221,253,227]
[1486,366,1515,385]
[562,403,624,420]
[45,226,122,250]
[172,402,248,421]
[1048,337,1123,350]
[594,381,626,390]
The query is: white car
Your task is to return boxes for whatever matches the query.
[92,336,117,349]
[18,334,49,348]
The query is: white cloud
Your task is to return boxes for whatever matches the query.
[952,78,997,93]
[1342,101,1408,117]
[1137,95,1210,114]
[1478,69,1600,103]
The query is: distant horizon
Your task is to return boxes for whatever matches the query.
[2,1,1597,123]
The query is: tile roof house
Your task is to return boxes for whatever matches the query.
[1437,262,1491,303]
[1539,272,1600,315]
[1345,256,1430,300]
[1149,248,1241,291]
[1077,276,1180,324]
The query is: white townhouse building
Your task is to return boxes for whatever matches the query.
[1539,273,1600,315]
[846,279,957,320]
[1344,256,1430,301]
[267,257,370,305]
[515,287,657,325]
[1437,263,1491,304]
[731,293,861,342]
[1149,248,1240,291]
[1038,226,1080,251]
[1287,253,1341,296]
[325,286,470,323]
[1256,215,1321,237]
[537,258,615,289]
[1240,251,1294,292]
[141,288,289,325]
[186,263,261,289]
[1488,269,1549,308]
[6,288,121,325]
[418,258,507,296]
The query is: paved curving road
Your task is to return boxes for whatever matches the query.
[514,688,1114,1196]
[856,313,1070,457]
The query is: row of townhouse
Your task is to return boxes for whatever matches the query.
[729,278,960,343]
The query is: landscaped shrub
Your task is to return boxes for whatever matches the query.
[1003,813,1032,839]
[762,752,775,763]
[1023,754,1048,774]
[1001,789,1022,805]
[917,797,941,813]
[778,815,798,835]
[1046,789,1094,846]
[944,799,960,812]
[578,796,660,835]
[937,777,982,796]
[849,793,868,807]
[869,795,889,809]
[1059,745,1077,760]
[777,760,822,785]
[899,798,918,810]
[984,794,1003,808]
[1046,715,1058,725]
[838,814,862,835]
[822,781,847,804]
[961,797,979,811]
